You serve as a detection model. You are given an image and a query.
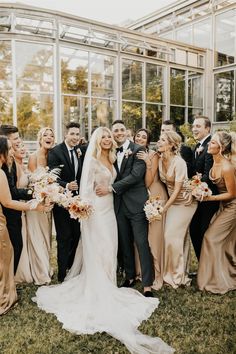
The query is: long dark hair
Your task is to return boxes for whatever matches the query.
[0,136,9,163]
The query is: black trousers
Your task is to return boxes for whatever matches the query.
[116,203,153,287]
[6,216,23,274]
[190,200,219,261]
[53,205,80,282]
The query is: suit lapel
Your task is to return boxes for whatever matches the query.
[61,142,74,175]
[119,142,132,175]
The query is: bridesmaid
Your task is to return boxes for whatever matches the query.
[14,141,33,283]
[27,127,55,285]
[135,128,168,290]
[198,131,236,294]
[0,137,46,315]
[158,131,197,289]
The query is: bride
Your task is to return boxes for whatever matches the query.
[34,127,174,354]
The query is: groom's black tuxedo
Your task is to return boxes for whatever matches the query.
[189,136,219,260]
[48,142,82,282]
[112,141,153,287]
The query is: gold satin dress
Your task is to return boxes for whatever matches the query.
[197,170,236,294]
[159,155,197,289]
[0,204,17,315]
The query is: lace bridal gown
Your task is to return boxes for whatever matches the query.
[34,129,174,354]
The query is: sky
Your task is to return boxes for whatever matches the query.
[1,0,176,25]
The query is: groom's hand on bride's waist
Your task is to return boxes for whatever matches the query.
[95,184,111,196]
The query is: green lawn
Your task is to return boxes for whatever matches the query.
[0,238,235,354]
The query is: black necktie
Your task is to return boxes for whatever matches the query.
[195,142,201,158]
[116,146,123,153]
[70,149,75,178]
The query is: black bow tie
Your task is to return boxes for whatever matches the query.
[116,146,123,153]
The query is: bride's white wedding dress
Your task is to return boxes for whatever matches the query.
[34,130,174,354]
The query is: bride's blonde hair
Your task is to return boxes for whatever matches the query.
[92,127,117,163]
[213,131,236,167]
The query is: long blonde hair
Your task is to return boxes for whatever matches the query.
[92,127,117,163]
[213,131,236,167]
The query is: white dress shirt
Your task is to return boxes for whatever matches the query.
[117,139,130,170]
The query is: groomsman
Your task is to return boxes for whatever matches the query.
[189,116,219,260]
[96,120,154,297]
[161,120,193,177]
[0,124,32,274]
[48,122,82,282]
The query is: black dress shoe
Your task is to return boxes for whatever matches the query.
[144,291,154,298]
[121,279,136,288]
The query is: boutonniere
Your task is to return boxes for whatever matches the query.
[76,148,82,158]
[196,146,204,155]
[124,148,133,158]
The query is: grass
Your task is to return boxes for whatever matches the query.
[0,237,235,354]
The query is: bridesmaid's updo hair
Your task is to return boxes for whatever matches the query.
[37,127,54,147]
[0,136,9,162]
[213,131,236,167]
[162,131,182,155]
[92,127,117,164]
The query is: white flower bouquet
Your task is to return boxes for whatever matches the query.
[184,173,212,202]
[28,166,63,206]
[144,195,163,223]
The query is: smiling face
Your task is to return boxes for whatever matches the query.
[14,141,26,160]
[8,131,21,151]
[111,123,127,146]
[100,130,113,151]
[192,118,210,142]
[207,134,221,156]
[40,129,55,150]
[157,134,172,153]
[65,127,80,148]
[134,130,148,147]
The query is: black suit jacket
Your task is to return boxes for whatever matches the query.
[180,144,193,178]
[2,161,32,221]
[47,142,82,190]
[191,136,218,194]
[112,141,148,214]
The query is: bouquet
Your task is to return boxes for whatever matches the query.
[58,190,94,221]
[28,166,63,206]
[144,195,163,223]
[184,173,212,202]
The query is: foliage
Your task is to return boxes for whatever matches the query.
[0,239,235,354]
[179,123,196,147]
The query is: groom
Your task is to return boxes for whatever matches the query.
[48,122,82,282]
[96,120,154,297]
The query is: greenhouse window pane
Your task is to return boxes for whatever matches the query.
[146,64,164,103]
[62,96,88,139]
[215,10,236,66]
[146,104,164,142]
[0,92,13,124]
[170,68,185,106]
[16,42,53,92]
[188,71,203,108]
[0,41,12,90]
[215,71,234,122]
[170,106,185,127]
[91,54,115,98]
[17,93,54,140]
[122,59,142,101]
[91,99,116,130]
[61,47,88,95]
[122,101,142,132]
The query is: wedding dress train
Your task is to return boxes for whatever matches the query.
[34,130,174,354]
